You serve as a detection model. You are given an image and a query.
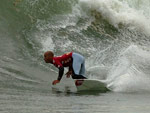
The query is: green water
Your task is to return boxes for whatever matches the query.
[0,0,150,112]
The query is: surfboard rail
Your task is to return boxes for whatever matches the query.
[75,79,108,92]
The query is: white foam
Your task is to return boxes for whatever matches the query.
[107,45,150,92]
[34,32,55,53]
[87,65,110,80]
[41,35,55,52]
[79,0,150,35]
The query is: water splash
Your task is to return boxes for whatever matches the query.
[107,45,150,92]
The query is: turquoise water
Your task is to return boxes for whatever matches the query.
[1,0,150,112]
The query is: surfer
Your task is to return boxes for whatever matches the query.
[44,51,87,85]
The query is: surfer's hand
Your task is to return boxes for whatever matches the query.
[65,71,72,78]
[52,80,60,85]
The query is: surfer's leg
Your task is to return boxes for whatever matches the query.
[72,53,87,79]
[72,53,83,75]
[79,59,85,76]
[72,74,87,79]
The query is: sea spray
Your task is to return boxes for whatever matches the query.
[107,45,150,92]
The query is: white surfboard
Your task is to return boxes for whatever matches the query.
[75,79,108,92]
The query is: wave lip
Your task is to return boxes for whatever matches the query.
[79,0,150,36]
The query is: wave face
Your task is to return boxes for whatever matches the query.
[0,0,150,92]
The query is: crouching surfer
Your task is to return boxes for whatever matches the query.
[44,51,87,85]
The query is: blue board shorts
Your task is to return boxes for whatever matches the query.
[72,53,86,78]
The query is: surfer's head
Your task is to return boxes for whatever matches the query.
[44,51,54,63]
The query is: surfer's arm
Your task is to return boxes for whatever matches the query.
[65,66,72,78]
[69,66,72,71]
[52,67,64,85]
[57,66,64,81]
[52,59,64,85]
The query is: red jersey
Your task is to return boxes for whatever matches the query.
[52,52,73,68]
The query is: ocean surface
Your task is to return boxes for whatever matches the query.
[1,0,150,113]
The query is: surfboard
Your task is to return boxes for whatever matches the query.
[75,79,108,92]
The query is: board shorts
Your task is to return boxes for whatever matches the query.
[72,53,86,79]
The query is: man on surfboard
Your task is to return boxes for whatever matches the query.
[44,51,87,85]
